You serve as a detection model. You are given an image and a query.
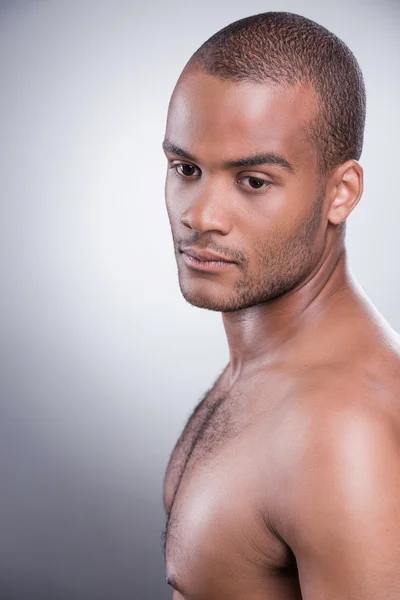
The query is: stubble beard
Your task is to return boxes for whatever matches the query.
[176,192,325,313]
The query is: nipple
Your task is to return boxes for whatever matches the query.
[166,571,178,590]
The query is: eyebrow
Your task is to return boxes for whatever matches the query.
[162,139,295,173]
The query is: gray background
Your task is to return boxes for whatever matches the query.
[0,0,399,598]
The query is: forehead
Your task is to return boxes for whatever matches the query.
[165,68,318,169]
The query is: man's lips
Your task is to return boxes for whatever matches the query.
[179,246,238,272]
[180,246,237,263]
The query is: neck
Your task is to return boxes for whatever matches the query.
[222,242,360,385]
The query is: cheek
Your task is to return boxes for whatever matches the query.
[241,198,315,262]
[165,204,179,235]
[165,194,172,219]
[237,195,293,244]
[250,181,320,235]
[165,177,187,220]
[165,185,179,224]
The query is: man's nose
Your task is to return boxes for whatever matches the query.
[180,179,233,235]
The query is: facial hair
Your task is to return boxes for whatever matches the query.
[175,190,325,313]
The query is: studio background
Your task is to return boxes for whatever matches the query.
[0,0,398,598]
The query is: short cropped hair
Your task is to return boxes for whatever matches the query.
[188,12,366,174]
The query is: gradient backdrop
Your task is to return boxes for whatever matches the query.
[0,0,399,598]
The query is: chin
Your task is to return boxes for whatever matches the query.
[178,281,257,313]
[180,287,224,312]
[178,270,299,312]
[177,276,224,311]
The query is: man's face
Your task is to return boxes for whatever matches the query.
[163,68,328,312]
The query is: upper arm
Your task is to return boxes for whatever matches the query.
[274,401,400,599]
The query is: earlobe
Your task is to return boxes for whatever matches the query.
[327,160,363,225]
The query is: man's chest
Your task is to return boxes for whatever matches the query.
[163,369,299,599]
[164,367,243,506]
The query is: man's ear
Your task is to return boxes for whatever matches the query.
[327,160,364,225]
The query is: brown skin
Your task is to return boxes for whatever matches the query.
[162,66,400,599]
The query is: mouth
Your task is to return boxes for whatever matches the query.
[180,251,237,272]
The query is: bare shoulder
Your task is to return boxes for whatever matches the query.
[289,328,400,430]
[263,339,400,598]
[281,353,400,474]
[263,331,400,519]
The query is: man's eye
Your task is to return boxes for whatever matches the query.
[240,176,271,191]
[174,164,199,177]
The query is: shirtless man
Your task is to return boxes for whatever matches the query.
[161,12,400,600]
